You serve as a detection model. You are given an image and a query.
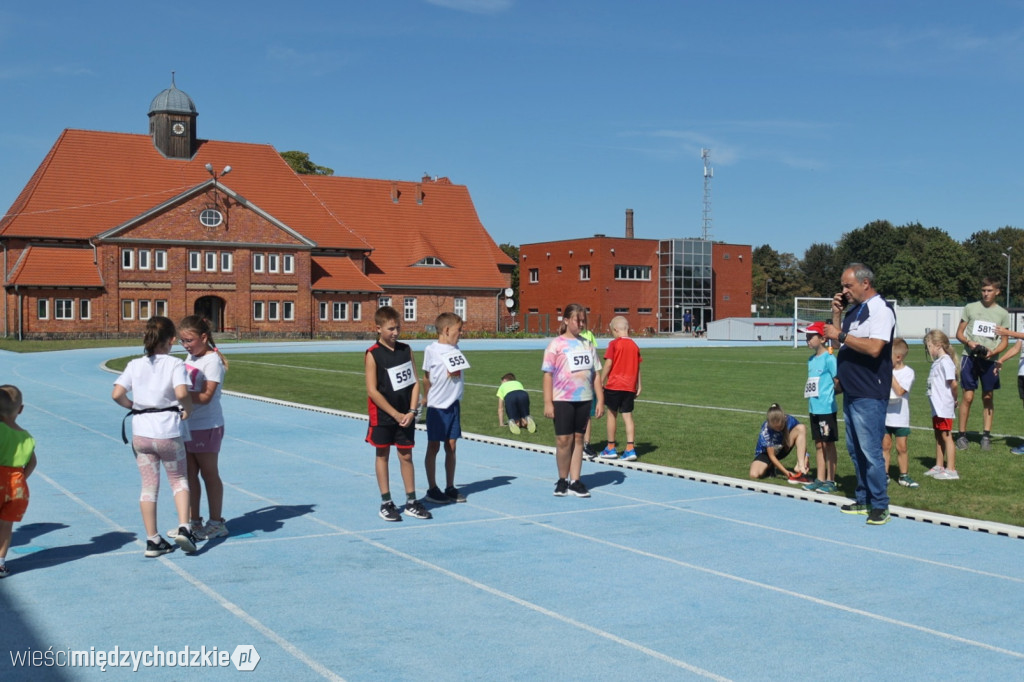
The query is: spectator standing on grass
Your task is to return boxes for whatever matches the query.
[823,263,895,526]
[542,303,604,498]
[923,330,959,480]
[883,338,919,488]
[799,322,840,494]
[421,312,468,505]
[955,277,1009,451]
[995,325,1024,454]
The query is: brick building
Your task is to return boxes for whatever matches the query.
[0,80,514,339]
[519,210,751,334]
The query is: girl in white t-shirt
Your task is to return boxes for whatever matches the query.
[112,316,196,557]
[176,315,229,540]
[924,330,959,480]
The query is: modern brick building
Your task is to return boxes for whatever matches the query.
[0,80,514,339]
[519,210,752,334]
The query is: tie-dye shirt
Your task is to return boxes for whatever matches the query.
[541,334,602,402]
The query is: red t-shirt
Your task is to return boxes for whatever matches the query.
[603,337,642,392]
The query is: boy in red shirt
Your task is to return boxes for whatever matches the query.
[599,316,643,461]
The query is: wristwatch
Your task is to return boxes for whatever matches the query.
[838,331,848,344]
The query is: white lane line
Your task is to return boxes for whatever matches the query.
[26,470,345,682]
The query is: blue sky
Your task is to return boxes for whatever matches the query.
[2,0,1023,258]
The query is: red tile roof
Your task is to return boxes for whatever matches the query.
[0,129,371,251]
[301,175,514,290]
[8,245,103,287]
[311,255,382,292]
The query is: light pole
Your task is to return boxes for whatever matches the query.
[1003,247,1012,308]
[764,278,772,315]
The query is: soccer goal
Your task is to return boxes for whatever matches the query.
[792,297,833,348]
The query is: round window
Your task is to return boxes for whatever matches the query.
[200,208,223,228]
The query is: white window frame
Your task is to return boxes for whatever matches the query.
[121,300,134,320]
[319,302,329,321]
[154,300,167,318]
[139,300,153,320]
[378,296,391,309]
[333,302,348,320]
[268,301,280,321]
[154,249,167,271]
[37,299,49,320]
[403,297,417,322]
[253,253,265,273]
[220,252,233,273]
[189,251,201,272]
[579,264,590,281]
[268,253,280,274]
[283,301,294,321]
[352,302,362,321]
[121,249,134,270]
[454,297,467,319]
[204,251,217,272]
[200,208,223,228]
[137,249,150,270]
[253,301,265,321]
[79,299,91,320]
[55,298,74,320]
[283,254,295,274]
[614,265,652,281]
[529,268,539,283]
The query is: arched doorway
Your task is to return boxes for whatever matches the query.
[193,296,226,332]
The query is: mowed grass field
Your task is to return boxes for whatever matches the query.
[109,344,1024,528]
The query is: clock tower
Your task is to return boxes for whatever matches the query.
[148,73,198,160]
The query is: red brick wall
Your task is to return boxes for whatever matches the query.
[712,243,753,319]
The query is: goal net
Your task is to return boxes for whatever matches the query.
[792,297,833,348]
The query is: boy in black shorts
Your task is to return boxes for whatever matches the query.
[365,306,431,522]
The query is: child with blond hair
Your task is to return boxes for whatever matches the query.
[0,385,38,578]
[924,330,959,480]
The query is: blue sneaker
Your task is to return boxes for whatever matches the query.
[599,447,618,459]
[817,481,838,494]
[802,479,824,492]
[1011,444,1024,455]
[620,449,637,461]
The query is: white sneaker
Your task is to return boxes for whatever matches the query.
[168,518,206,540]
[934,469,960,480]
[924,466,944,477]
[203,519,229,539]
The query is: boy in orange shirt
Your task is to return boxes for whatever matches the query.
[599,316,642,461]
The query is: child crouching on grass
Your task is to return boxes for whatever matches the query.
[749,404,809,482]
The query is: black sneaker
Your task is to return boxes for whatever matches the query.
[379,501,402,522]
[173,526,198,553]
[404,500,433,519]
[866,508,891,525]
[145,537,176,558]
[0,563,10,578]
[840,503,870,515]
[445,486,467,503]
[567,479,590,498]
[553,478,569,496]
[582,443,597,460]
[425,487,451,504]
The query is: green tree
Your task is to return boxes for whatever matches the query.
[499,242,519,312]
[280,150,334,176]
[800,242,840,297]
[962,226,1024,306]
[753,245,810,316]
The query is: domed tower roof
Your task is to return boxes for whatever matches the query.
[148,73,197,116]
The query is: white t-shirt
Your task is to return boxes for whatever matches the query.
[184,351,225,430]
[422,340,466,409]
[927,354,957,419]
[886,365,915,427]
[114,354,188,439]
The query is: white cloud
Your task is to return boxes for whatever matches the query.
[424,0,513,15]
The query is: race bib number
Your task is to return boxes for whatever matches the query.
[387,361,416,391]
[803,376,820,398]
[972,320,997,339]
[442,349,470,372]
[569,349,593,371]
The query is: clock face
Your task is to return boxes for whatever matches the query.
[171,122,186,136]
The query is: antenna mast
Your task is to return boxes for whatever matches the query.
[701,148,713,240]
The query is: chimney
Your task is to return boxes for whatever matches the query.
[625,209,634,239]
[415,183,423,205]
[390,182,399,204]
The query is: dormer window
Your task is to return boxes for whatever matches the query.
[415,256,447,267]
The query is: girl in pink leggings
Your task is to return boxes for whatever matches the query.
[112,316,197,558]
